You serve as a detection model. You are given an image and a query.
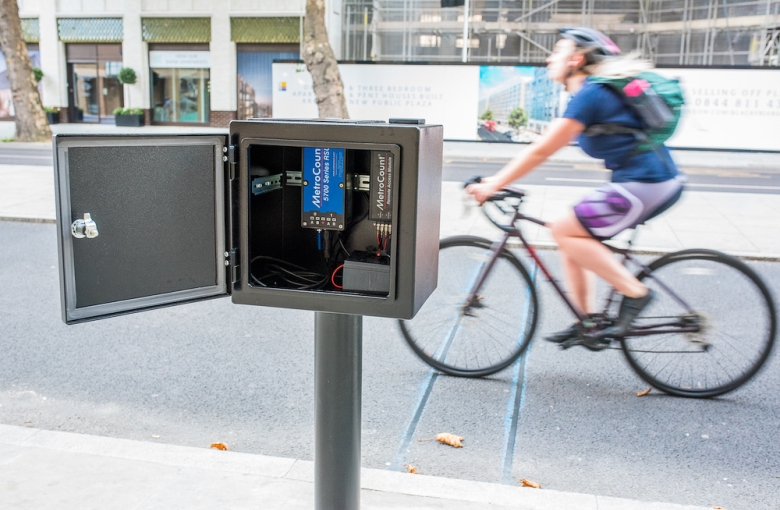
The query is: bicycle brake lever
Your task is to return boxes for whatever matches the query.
[461,190,479,218]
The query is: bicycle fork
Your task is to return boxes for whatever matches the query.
[461,233,512,315]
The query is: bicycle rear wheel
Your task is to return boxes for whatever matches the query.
[622,249,776,398]
[398,236,538,377]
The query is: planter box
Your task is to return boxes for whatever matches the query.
[115,114,144,127]
[46,112,60,124]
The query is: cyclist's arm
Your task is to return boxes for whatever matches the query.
[467,118,585,203]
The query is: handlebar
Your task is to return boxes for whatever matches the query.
[463,176,524,232]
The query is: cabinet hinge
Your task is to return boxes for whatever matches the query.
[228,145,238,180]
[230,248,240,284]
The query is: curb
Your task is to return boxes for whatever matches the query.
[0,216,56,224]
[0,424,710,510]
[504,239,780,262]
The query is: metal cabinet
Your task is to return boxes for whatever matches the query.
[54,120,443,324]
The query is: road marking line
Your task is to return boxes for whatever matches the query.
[389,369,439,471]
[500,265,537,485]
[389,264,482,471]
[545,178,780,191]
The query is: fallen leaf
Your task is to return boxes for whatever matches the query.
[418,432,465,448]
[210,442,229,451]
[520,478,541,489]
[151,435,160,439]
[405,464,419,474]
[436,432,464,448]
[712,507,727,510]
[637,387,652,397]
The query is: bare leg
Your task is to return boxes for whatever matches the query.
[560,251,595,314]
[551,211,647,299]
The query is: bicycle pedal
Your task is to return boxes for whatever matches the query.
[559,335,612,352]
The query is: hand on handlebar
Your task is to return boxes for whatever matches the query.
[465,177,503,205]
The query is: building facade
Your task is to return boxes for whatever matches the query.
[4,0,778,127]
[4,0,346,126]
[343,0,780,67]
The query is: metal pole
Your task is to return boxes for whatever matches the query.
[462,0,470,62]
[314,312,363,510]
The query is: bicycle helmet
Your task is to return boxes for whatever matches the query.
[559,27,621,64]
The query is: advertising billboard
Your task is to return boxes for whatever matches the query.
[273,63,479,140]
[273,62,779,151]
[0,49,41,119]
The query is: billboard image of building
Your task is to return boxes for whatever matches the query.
[0,49,41,119]
[478,65,566,142]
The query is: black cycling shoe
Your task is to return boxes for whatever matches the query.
[544,323,580,344]
[597,289,655,339]
[545,314,601,344]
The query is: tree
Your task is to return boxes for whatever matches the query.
[0,0,51,141]
[508,107,528,130]
[302,0,349,119]
[118,67,137,109]
[480,109,494,121]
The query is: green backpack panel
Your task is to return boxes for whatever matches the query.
[588,72,685,154]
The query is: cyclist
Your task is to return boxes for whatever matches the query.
[466,28,685,344]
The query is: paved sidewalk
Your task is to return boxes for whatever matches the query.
[442,182,780,258]
[0,424,711,510]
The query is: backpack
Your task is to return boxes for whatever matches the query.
[585,72,685,155]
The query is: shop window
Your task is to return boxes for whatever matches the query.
[151,68,210,124]
[236,44,299,120]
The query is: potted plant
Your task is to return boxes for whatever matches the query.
[114,107,144,127]
[44,107,60,124]
[117,67,139,115]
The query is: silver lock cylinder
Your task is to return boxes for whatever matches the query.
[71,213,99,239]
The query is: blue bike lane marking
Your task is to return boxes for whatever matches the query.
[390,259,537,476]
[500,265,537,484]
[388,261,482,471]
[388,313,466,471]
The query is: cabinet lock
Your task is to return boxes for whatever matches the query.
[71,213,99,239]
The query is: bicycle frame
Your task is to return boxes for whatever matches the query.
[464,198,700,337]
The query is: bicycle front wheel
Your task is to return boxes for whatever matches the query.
[622,249,777,398]
[398,236,538,377]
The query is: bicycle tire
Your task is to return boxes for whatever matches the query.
[621,249,776,398]
[398,236,539,377]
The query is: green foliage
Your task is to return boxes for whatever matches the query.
[508,107,528,129]
[1,137,14,142]
[117,67,138,85]
[32,67,44,82]
[480,109,494,121]
[43,106,60,114]
[113,107,144,116]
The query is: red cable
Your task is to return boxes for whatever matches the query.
[331,264,344,289]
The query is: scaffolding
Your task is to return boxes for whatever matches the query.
[342,0,780,65]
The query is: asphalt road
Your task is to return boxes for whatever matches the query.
[1,220,779,509]
[3,144,779,195]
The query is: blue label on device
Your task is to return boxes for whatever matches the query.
[302,147,345,230]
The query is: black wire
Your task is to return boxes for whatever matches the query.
[250,256,329,290]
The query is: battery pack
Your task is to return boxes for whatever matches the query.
[369,150,393,223]
[302,147,345,230]
[342,252,390,295]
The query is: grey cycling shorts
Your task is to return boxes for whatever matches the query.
[574,175,686,240]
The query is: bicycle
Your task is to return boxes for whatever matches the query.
[398,183,777,398]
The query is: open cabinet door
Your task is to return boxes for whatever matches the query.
[54,135,230,324]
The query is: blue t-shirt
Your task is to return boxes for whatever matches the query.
[563,79,678,183]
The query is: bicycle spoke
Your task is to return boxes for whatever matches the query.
[399,238,537,377]
[622,251,775,397]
